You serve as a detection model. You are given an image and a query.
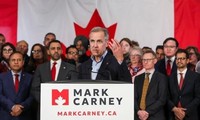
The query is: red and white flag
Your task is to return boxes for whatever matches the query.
[0,0,200,52]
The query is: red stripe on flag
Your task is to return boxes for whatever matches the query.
[0,0,18,45]
[174,0,200,50]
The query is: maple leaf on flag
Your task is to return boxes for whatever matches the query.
[74,9,117,41]
[55,96,66,105]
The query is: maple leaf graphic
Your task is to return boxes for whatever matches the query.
[74,9,117,40]
[55,96,66,105]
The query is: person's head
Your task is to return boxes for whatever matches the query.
[66,45,79,62]
[120,38,133,55]
[74,35,89,55]
[129,47,143,65]
[142,46,152,53]
[9,51,24,73]
[1,42,16,61]
[155,45,164,61]
[163,37,179,58]
[175,49,189,71]
[0,33,6,44]
[16,40,29,55]
[48,40,62,61]
[89,27,109,60]
[142,50,157,71]
[131,40,139,47]
[186,46,199,65]
[30,43,48,63]
[43,32,56,48]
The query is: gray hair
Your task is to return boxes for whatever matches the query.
[129,46,143,56]
[90,27,109,41]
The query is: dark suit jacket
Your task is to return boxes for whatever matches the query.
[78,52,131,82]
[168,70,200,120]
[155,58,177,77]
[31,61,78,102]
[31,61,77,120]
[0,71,33,120]
[134,71,168,120]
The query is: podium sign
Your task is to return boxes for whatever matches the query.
[41,83,134,120]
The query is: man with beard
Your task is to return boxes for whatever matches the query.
[168,49,200,120]
[31,40,77,120]
[78,27,131,82]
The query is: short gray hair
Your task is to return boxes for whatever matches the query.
[90,27,109,41]
[129,47,143,56]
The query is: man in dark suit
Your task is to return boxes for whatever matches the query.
[0,51,33,120]
[155,37,179,77]
[78,26,131,82]
[168,49,200,120]
[134,50,168,120]
[31,40,77,120]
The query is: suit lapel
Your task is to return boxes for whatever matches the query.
[180,70,189,91]
[139,73,146,97]
[7,71,16,95]
[96,53,110,80]
[147,72,156,95]
[57,61,67,81]
[85,59,92,79]
[162,59,167,74]
[47,62,53,81]
[171,60,177,75]
[172,72,180,93]
[17,72,26,94]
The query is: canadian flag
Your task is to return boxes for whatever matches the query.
[0,0,200,52]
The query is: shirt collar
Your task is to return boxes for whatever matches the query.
[165,56,175,62]
[11,70,22,76]
[91,50,108,63]
[145,68,155,75]
[51,59,61,65]
[177,68,187,74]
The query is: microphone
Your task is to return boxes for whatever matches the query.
[91,70,112,80]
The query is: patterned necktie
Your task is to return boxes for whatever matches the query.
[14,74,19,92]
[166,59,171,76]
[51,62,57,81]
[140,73,150,110]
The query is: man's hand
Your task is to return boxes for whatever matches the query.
[10,104,24,116]
[172,107,186,120]
[137,110,149,120]
[108,39,124,63]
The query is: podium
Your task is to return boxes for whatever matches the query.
[41,80,134,120]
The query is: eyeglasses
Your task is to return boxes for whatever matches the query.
[164,46,176,49]
[68,51,78,55]
[3,48,13,53]
[142,58,155,62]
[32,50,42,54]
[176,57,187,61]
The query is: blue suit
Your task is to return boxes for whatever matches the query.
[0,71,33,120]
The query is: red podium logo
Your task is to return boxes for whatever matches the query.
[52,89,69,105]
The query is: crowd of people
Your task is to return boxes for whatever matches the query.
[0,26,200,120]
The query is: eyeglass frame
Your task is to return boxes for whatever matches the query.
[3,48,13,53]
[142,58,155,62]
[32,50,42,54]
